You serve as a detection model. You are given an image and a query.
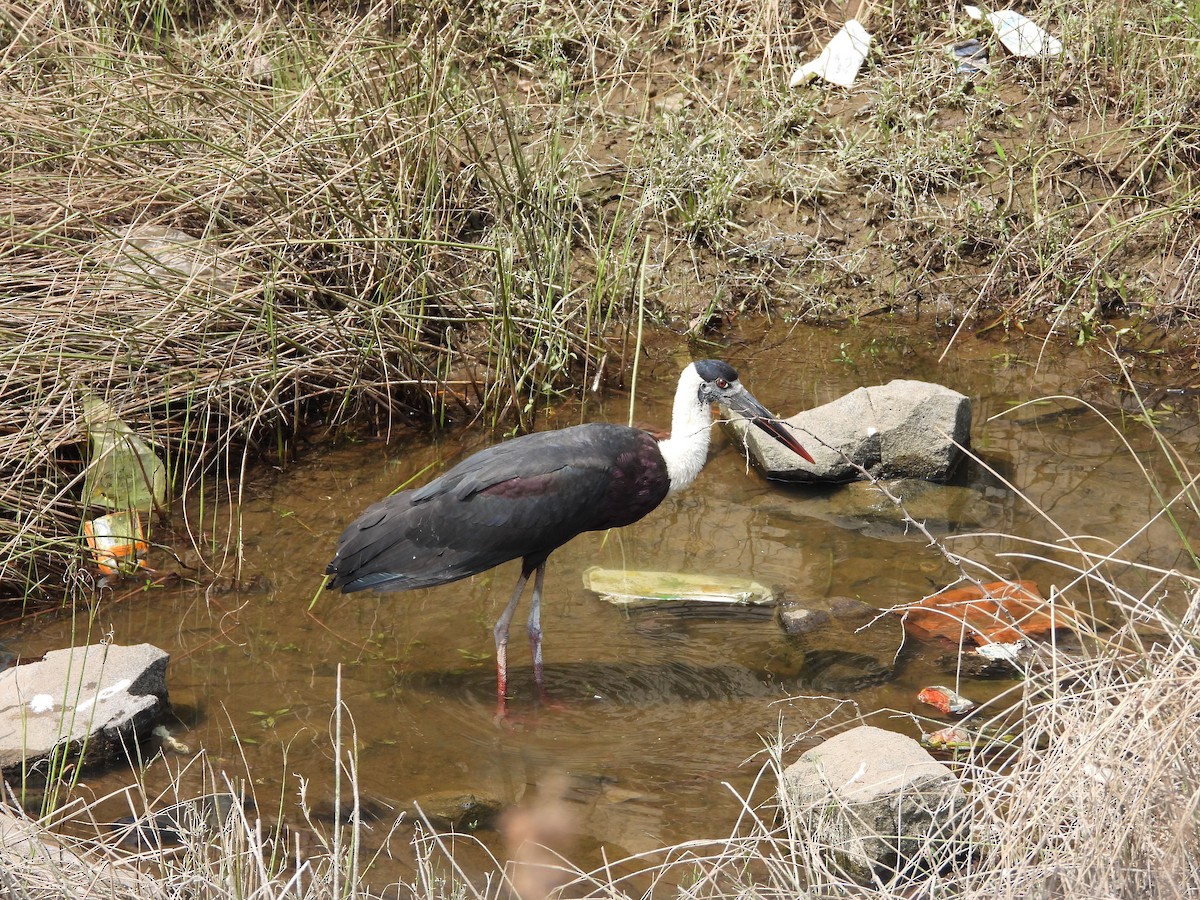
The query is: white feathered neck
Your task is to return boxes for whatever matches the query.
[657,363,715,494]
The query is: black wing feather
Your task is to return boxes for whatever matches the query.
[326,424,666,593]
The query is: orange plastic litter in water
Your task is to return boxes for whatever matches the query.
[84,511,148,576]
[917,685,977,715]
[900,580,1063,645]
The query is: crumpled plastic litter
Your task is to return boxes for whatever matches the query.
[965,6,1063,57]
[952,38,990,74]
[789,19,872,88]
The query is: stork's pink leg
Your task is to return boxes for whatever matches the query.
[493,569,530,722]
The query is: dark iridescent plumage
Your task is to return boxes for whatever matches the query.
[326,424,668,593]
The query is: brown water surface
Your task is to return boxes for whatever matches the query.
[11,320,1200,885]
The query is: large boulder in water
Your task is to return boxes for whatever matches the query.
[0,643,169,777]
[778,725,967,882]
[723,380,971,483]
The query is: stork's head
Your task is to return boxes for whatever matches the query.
[690,360,814,463]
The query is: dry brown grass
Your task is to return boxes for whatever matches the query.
[0,5,638,603]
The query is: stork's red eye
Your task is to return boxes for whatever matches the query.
[716,378,729,389]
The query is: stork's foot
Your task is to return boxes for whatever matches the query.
[491,692,569,729]
[494,685,518,729]
[535,690,570,714]
[492,702,542,731]
[493,706,520,731]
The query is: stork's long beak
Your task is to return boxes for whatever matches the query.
[727,386,816,464]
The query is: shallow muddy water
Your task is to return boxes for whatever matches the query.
[12,320,1200,886]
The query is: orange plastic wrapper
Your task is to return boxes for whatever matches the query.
[899,580,1067,645]
[918,685,978,715]
[84,511,148,576]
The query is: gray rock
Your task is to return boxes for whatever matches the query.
[779,725,966,882]
[871,380,971,481]
[310,790,400,825]
[113,793,246,849]
[0,643,169,776]
[828,596,879,619]
[779,603,832,635]
[723,380,971,483]
[799,650,895,693]
[739,386,878,481]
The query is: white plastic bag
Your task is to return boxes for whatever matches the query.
[789,19,873,88]
[965,6,1063,57]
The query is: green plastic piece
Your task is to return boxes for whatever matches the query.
[582,566,776,608]
[80,392,168,514]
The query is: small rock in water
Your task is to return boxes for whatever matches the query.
[112,793,244,849]
[410,791,502,832]
[779,603,832,635]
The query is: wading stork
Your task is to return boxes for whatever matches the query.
[325,359,812,719]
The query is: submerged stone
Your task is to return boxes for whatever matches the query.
[752,478,993,543]
[112,792,245,849]
[310,791,401,825]
[827,479,991,528]
[799,649,895,693]
[410,790,502,832]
